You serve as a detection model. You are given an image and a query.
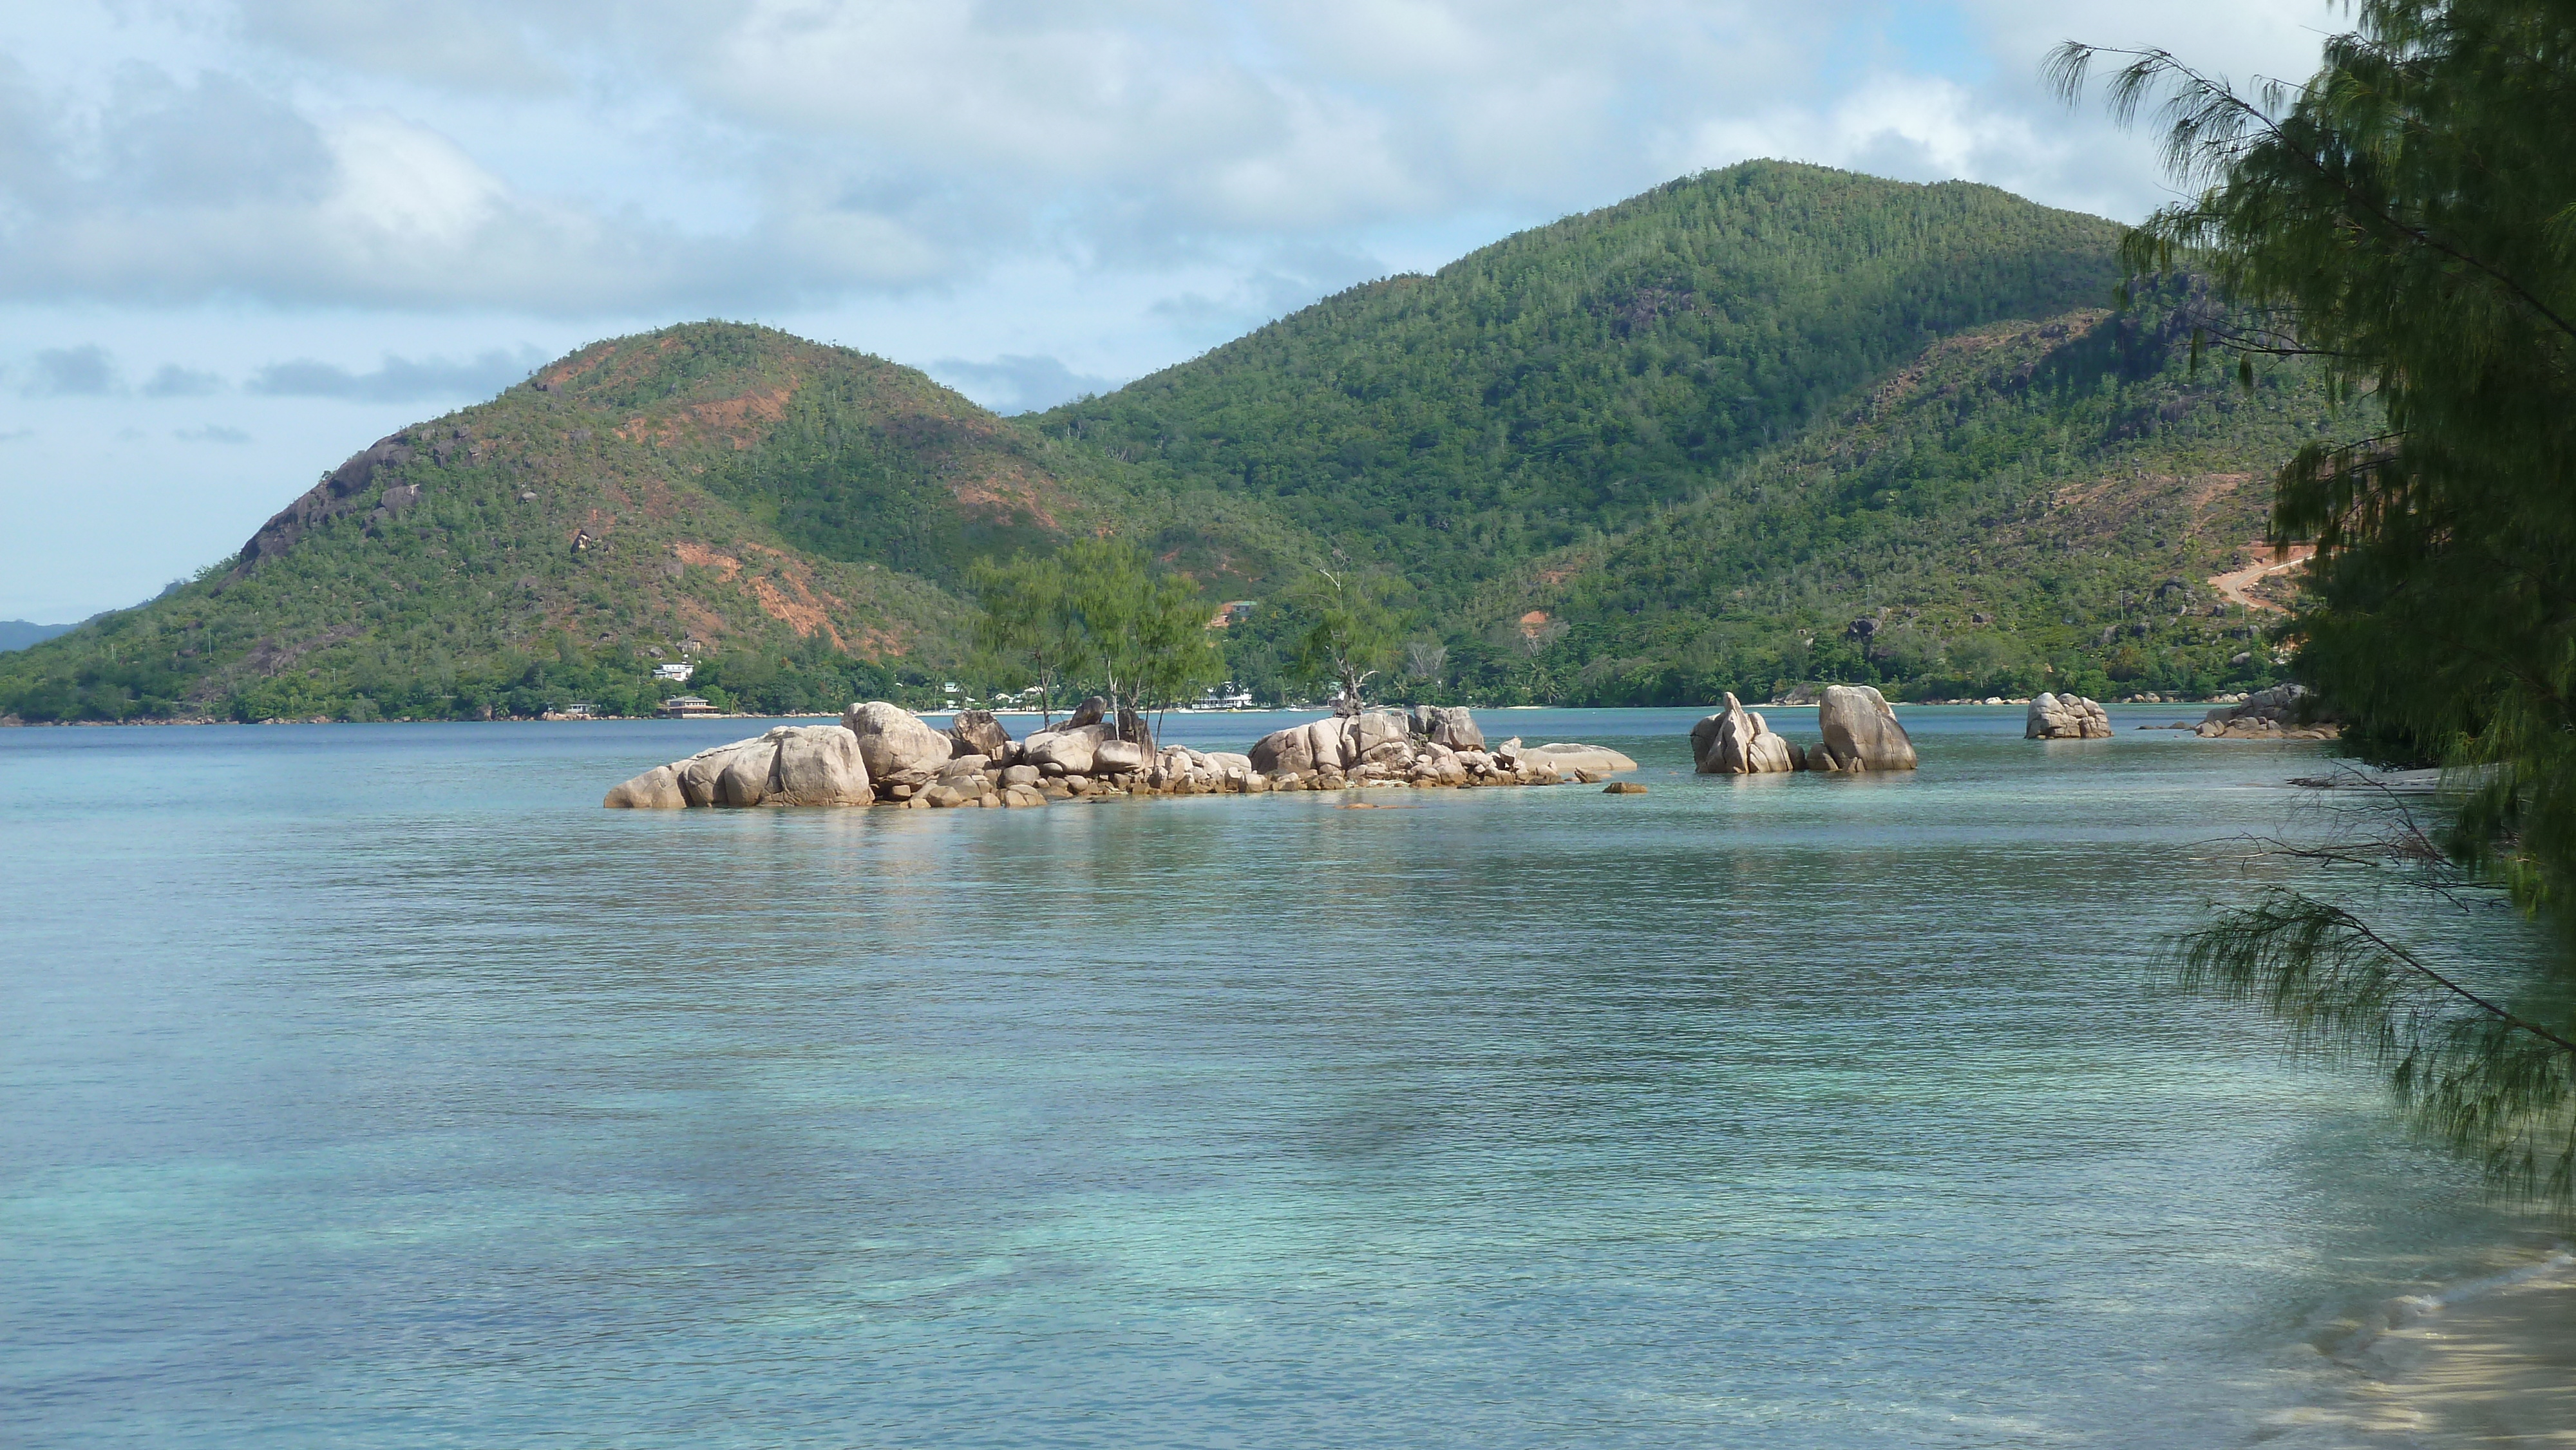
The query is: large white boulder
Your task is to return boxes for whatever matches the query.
[1410,705,1485,751]
[717,749,773,806]
[1094,739,1149,775]
[1351,711,1407,756]
[1025,723,1112,773]
[675,734,778,807]
[1303,718,1353,773]
[844,701,955,782]
[1249,726,1314,776]
[1690,692,1798,774]
[770,724,873,805]
[603,764,686,809]
[947,708,1014,760]
[1814,685,1917,771]
[2025,692,2112,740]
[1524,742,1639,775]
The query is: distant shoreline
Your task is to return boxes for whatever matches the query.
[3,701,2260,729]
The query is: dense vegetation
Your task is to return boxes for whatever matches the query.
[2061,0,2576,1211]
[0,164,2377,723]
[971,540,1222,727]
[1477,289,2365,705]
[1038,162,2125,605]
[0,326,986,722]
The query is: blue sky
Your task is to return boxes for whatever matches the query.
[0,0,2335,621]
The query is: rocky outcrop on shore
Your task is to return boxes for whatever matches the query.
[1812,684,1918,771]
[604,704,1636,808]
[2195,683,2338,739]
[2025,692,2112,739]
[1690,693,1801,773]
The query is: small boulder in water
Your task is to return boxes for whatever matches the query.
[2025,692,2112,740]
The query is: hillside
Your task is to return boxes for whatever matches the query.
[1439,290,2372,704]
[0,325,1113,722]
[1034,161,2126,605]
[1,164,2367,725]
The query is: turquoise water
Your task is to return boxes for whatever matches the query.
[0,708,2549,1447]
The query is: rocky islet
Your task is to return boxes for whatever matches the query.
[2024,692,2114,739]
[1687,684,1918,774]
[604,700,1641,809]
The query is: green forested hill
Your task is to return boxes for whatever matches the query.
[1035,161,2125,603]
[1452,294,2372,706]
[0,164,2367,724]
[0,325,1110,722]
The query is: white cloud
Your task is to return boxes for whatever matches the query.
[0,1,2340,316]
[246,346,545,401]
[0,0,2345,617]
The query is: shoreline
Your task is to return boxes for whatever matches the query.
[1,699,2262,730]
[2286,1251,2576,1444]
[2369,1252,2576,1444]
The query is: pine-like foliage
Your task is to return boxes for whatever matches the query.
[2059,0,2576,1209]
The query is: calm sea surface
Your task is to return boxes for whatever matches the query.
[0,708,2552,1447]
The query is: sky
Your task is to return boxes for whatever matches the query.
[0,0,2340,622]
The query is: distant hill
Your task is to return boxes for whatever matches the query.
[0,621,76,653]
[1453,294,2363,704]
[1035,161,2127,606]
[0,163,2368,724]
[0,325,1111,722]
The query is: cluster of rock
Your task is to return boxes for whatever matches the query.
[1688,685,1918,774]
[1690,693,1802,773]
[1245,704,1636,787]
[2025,692,2113,739]
[2195,683,2336,739]
[604,700,1638,809]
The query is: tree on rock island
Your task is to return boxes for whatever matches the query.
[1286,567,1401,715]
[969,539,1222,739]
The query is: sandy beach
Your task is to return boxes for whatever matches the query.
[2288,1254,2576,1445]
[2381,1259,2576,1445]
